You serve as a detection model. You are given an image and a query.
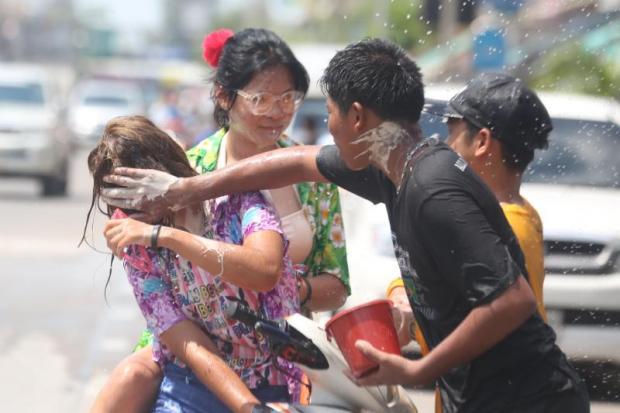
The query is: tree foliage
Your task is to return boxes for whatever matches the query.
[528,44,619,98]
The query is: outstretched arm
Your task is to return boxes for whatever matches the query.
[101,145,326,217]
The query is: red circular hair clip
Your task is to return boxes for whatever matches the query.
[202,28,234,67]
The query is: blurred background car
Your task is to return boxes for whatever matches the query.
[521,93,620,365]
[0,64,72,196]
[289,44,343,145]
[67,78,146,147]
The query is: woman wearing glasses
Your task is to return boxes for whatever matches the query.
[90,28,350,412]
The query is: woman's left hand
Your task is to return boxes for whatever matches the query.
[103,218,152,257]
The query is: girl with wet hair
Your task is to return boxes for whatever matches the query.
[86,115,300,412]
[93,28,350,412]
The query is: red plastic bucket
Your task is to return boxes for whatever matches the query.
[325,299,401,377]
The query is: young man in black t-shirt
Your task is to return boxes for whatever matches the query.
[102,39,589,412]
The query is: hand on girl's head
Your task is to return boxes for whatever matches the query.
[100,167,180,219]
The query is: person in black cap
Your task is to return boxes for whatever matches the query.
[444,72,552,319]
[101,42,589,412]
[391,72,553,332]
[387,72,586,412]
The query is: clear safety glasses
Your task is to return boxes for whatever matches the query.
[235,89,304,116]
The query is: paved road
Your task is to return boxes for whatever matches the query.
[0,148,617,412]
[0,149,145,412]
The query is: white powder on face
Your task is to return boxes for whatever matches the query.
[351,121,410,174]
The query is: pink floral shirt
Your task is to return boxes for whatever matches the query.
[124,191,302,401]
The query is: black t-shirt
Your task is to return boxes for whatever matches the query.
[317,141,581,413]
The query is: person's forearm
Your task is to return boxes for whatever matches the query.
[162,321,259,413]
[415,276,536,383]
[176,145,326,205]
[185,342,258,412]
[158,227,282,292]
[304,273,347,312]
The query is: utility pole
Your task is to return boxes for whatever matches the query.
[438,0,459,43]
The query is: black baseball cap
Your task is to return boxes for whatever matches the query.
[426,73,552,151]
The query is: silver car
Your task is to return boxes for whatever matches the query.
[520,92,620,365]
[68,79,146,147]
[0,65,71,196]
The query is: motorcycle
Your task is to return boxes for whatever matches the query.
[224,301,418,413]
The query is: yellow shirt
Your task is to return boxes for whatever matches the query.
[501,198,546,321]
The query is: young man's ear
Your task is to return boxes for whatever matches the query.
[474,128,494,158]
[349,102,366,132]
[350,101,382,133]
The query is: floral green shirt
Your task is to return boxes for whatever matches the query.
[186,129,350,293]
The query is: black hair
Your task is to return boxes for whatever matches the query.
[463,119,540,173]
[212,28,309,127]
[320,38,424,123]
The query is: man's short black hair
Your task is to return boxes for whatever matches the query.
[320,38,424,123]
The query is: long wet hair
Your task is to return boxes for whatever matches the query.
[80,115,197,298]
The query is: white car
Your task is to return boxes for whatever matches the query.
[0,64,71,196]
[68,79,146,146]
[520,93,620,364]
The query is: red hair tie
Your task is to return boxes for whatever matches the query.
[202,28,234,67]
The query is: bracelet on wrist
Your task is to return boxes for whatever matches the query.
[150,225,162,248]
[300,276,312,307]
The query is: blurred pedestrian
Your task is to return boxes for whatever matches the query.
[149,87,189,149]
[298,117,320,145]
